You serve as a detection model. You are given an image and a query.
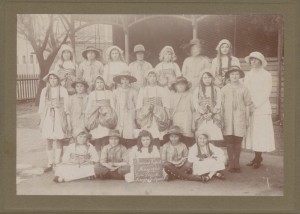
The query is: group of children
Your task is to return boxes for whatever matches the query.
[38,38,275,183]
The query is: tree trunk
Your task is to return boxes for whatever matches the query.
[34,59,54,106]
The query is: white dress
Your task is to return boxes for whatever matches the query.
[85,90,115,140]
[192,86,223,140]
[103,61,129,87]
[136,85,170,139]
[55,143,99,182]
[188,143,225,175]
[243,68,275,152]
[38,86,70,140]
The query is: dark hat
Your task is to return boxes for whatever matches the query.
[163,125,183,140]
[71,78,89,89]
[107,129,121,138]
[113,70,137,84]
[82,46,102,60]
[171,76,192,91]
[225,66,245,79]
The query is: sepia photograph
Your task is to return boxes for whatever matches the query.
[16,14,284,196]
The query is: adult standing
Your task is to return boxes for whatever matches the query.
[243,52,275,169]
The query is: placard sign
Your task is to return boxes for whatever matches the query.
[133,158,164,182]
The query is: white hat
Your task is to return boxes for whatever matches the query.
[216,39,232,51]
[58,44,74,57]
[245,51,267,67]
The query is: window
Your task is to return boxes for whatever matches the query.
[30,55,34,64]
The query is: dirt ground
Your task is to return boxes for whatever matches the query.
[16,101,284,196]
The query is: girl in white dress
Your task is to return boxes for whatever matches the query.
[53,44,77,95]
[193,72,223,144]
[85,75,117,156]
[38,70,70,172]
[243,52,275,169]
[188,130,226,182]
[211,39,240,88]
[103,46,129,90]
[136,69,171,147]
[53,128,99,183]
[155,46,181,91]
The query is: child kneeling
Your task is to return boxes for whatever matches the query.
[161,126,204,182]
[94,129,130,180]
[53,128,99,183]
[188,130,226,182]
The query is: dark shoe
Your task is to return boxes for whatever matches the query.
[215,172,225,180]
[246,159,256,166]
[44,164,53,173]
[234,168,241,173]
[253,162,261,169]
[53,176,59,183]
[202,175,210,183]
[228,168,235,173]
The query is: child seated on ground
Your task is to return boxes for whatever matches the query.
[94,129,130,180]
[161,126,204,182]
[53,128,99,183]
[188,130,226,182]
[125,130,162,182]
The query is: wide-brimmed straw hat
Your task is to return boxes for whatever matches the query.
[71,78,89,89]
[245,51,267,67]
[215,39,232,51]
[171,76,192,91]
[107,129,121,138]
[42,69,61,82]
[82,46,101,60]
[163,125,183,140]
[224,66,245,79]
[113,70,137,84]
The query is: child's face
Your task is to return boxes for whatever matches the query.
[190,45,201,57]
[141,136,151,148]
[136,52,144,61]
[170,134,180,144]
[250,57,262,69]
[175,82,187,93]
[110,49,120,61]
[163,51,172,62]
[87,51,96,60]
[147,73,157,85]
[202,73,212,86]
[109,136,119,147]
[220,44,230,55]
[197,134,208,146]
[62,50,72,61]
[49,75,59,87]
[76,134,87,145]
[229,71,240,83]
[120,77,130,89]
[95,78,105,90]
[75,83,85,94]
